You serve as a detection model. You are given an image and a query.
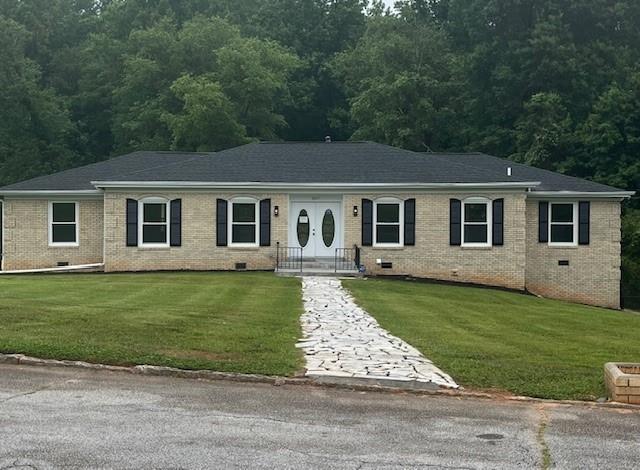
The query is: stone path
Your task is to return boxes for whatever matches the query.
[297,277,458,388]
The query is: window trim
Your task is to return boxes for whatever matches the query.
[373,198,404,247]
[461,197,492,247]
[228,197,259,247]
[548,201,578,247]
[138,197,170,248]
[48,201,79,247]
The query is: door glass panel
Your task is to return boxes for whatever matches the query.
[297,209,309,247]
[322,209,335,247]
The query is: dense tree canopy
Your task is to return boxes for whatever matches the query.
[0,0,638,303]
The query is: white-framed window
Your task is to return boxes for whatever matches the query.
[462,197,492,247]
[48,201,79,247]
[549,202,578,246]
[138,197,170,247]
[373,198,403,247]
[229,197,259,246]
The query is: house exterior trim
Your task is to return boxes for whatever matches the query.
[0,190,103,198]
[527,191,634,199]
[91,181,542,191]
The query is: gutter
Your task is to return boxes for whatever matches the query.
[527,191,635,199]
[0,190,103,198]
[90,181,542,191]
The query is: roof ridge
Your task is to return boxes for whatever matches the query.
[255,141,369,144]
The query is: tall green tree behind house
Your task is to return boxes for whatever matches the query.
[0,16,78,184]
[333,9,464,151]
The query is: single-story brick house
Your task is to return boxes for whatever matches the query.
[0,141,633,308]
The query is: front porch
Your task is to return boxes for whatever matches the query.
[275,244,362,276]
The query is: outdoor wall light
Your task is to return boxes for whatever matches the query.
[353,205,358,217]
[274,205,279,217]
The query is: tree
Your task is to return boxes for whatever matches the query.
[164,74,247,151]
[576,76,640,190]
[513,92,574,171]
[333,12,463,151]
[0,16,77,185]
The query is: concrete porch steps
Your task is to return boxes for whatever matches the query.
[276,257,361,277]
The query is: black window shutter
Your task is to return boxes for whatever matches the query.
[538,201,549,243]
[492,198,504,246]
[362,199,373,246]
[126,198,138,246]
[170,199,181,246]
[259,198,271,246]
[216,199,228,246]
[404,198,416,246]
[578,201,590,245]
[450,199,461,246]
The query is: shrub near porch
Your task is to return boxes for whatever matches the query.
[0,272,303,376]
[344,278,640,400]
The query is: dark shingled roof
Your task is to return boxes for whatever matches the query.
[0,141,624,192]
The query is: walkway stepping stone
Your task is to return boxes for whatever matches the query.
[298,277,458,389]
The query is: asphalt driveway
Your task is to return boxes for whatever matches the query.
[0,365,638,469]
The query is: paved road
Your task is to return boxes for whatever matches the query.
[0,365,638,469]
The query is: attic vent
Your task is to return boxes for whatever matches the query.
[325,135,331,143]
[507,167,512,177]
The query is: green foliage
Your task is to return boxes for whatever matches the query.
[622,209,640,308]
[333,13,463,151]
[514,92,574,171]
[165,74,247,151]
[0,16,78,184]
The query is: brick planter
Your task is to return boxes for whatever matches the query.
[605,363,640,404]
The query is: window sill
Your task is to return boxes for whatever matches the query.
[137,245,171,251]
[371,245,405,251]
[228,245,260,251]
[48,244,79,249]
[547,244,579,249]
[461,245,492,250]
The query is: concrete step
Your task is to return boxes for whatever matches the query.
[276,268,362,277]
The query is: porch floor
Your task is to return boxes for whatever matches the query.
[275,257,361,277]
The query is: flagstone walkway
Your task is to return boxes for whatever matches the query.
[297,277,458,388]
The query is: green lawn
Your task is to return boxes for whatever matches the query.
[344,278,640,400]
[0,272,303,376]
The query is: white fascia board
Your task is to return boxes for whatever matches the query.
[527,190,635,199]
[0,190,103,198]
[91,181,542,191]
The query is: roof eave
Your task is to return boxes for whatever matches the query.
[0,189,103,197]
[91,181,542,191]
[528,190,635,199]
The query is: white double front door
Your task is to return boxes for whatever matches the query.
[289,199,342,258]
